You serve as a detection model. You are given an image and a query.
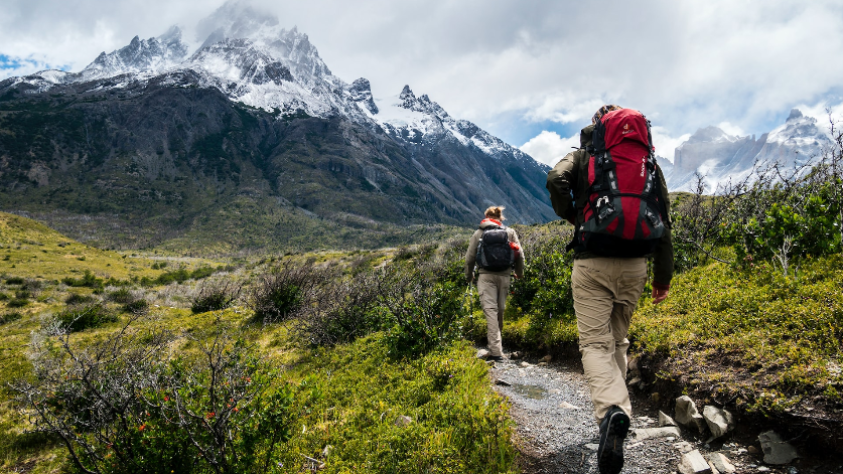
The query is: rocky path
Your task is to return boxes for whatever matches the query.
[489,354,832,474]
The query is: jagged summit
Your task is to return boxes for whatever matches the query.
[666,109,831,192]
[79,26,188,81]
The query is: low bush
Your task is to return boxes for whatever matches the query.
[0,311,22,325]
[140,266,226,287]
[64,293,95,306]
[0,292,8,301]
[248,263,328,324]
[55,304,118,332]
[5,277,24,285]
[106,287,135,304]
[191,282,241,314]
[7,298,29,308]
[61,270,102,289]
[122,299,149,315]
[13,324,300,474]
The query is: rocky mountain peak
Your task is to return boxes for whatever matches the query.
[79,26,188,81]
[685,126,736,144]
[348,78,378,114]
[787,108,804,122]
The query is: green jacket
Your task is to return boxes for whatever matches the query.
[546,123,674,287]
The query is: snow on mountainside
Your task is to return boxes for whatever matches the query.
[5,1,535,171]
[666,109,830,192]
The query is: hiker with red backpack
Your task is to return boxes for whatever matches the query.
[546,105,674,474]
[464,206,525,362]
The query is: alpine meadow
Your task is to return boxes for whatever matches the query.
[2,2,843,473]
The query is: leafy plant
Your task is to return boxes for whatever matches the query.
[191,282,241,314]
[55,304,118,332]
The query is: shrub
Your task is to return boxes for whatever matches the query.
[293,271,383,346]
[248,263,328,324]
[55,304,118,332]
[0,311,22,325]
[7,298,29,308]
[0,292,8,301]
[61,270,102,289]
[64,293,95,306]
[122,299,149,315]
[14,289,32,300]
[13,324,298,474]
[191,282,241,314]
[5,277,24,285]
[106,287,135,304]
[141,266,223,287]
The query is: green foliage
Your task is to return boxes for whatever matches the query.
[106,288,135,304]
[7,298,29,308]
[64,293,95,305]
[5,277,24,285]
[121,299,149,315]
[140,266,223,286]
[725,183,841,271]
[55,304,118,332]
[191,284,239,314]
[61,270,102,288]
[632,255,843,412]
[0,312,22,325]
[279,336,516,473]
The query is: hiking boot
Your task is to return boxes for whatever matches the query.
[488,354,508,362]
[597,406,629,474]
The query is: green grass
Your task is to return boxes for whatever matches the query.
[631,255,843,413]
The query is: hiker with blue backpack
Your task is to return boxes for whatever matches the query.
[547,105,674,474]
[464,206,525,362]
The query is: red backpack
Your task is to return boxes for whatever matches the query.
[577,108,667,257]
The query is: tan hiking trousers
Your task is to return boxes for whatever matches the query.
[477,273,511,357]
[572,257,648,421]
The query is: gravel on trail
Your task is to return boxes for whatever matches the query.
[490,355,828,474]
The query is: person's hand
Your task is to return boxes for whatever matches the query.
[652,283,670,305]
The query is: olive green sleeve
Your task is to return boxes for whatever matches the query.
[546,151,579,223]
[465,230,482,282]
[652,165,674,287]
[509,228,525,279]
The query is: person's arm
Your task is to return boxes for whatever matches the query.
[652,164,674,304]
[546,151,579,224]
[509,229,525,279]
[465,230,481,283]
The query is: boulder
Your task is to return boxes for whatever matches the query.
[659,410,678,427]
[520,361,531,368]
[702,406,734,439]
[541,355,552,362]
[758,430,798,464]
[678,449,712,474]
[675,396,708,434]
[476,349,490,359]
[706,453,735,474]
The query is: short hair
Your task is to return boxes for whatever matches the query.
[484,206,505,220]
[592,104,623,124]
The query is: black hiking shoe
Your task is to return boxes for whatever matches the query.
[488,355,506,362]
[597,406,629,474]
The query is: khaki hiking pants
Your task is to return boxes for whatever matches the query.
[477,273,510,357]
[572,257,647,422]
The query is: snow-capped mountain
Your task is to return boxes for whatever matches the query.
[0,0,555,250]
[665,109,830,192]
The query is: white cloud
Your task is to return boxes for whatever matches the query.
[717,122,747,138]
[2,0,843,148]
[650,126,691,163]
[519,131,580,166]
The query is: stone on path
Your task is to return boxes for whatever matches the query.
[758,430,798,465]
[559,401,580,410]
[630,426,681,440]
[659,410,678,427]
[541,355,552,362]
[509,351,521,359]
[585,443,599,451]
[678,449,713,474]
[706,453,736,473]
[702,405,734,439]
[494,378,511,387]
[675,396,708,434]
[520,361,531,368]
[476,349,490,359]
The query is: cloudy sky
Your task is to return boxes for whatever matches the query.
[2,0,843,165]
